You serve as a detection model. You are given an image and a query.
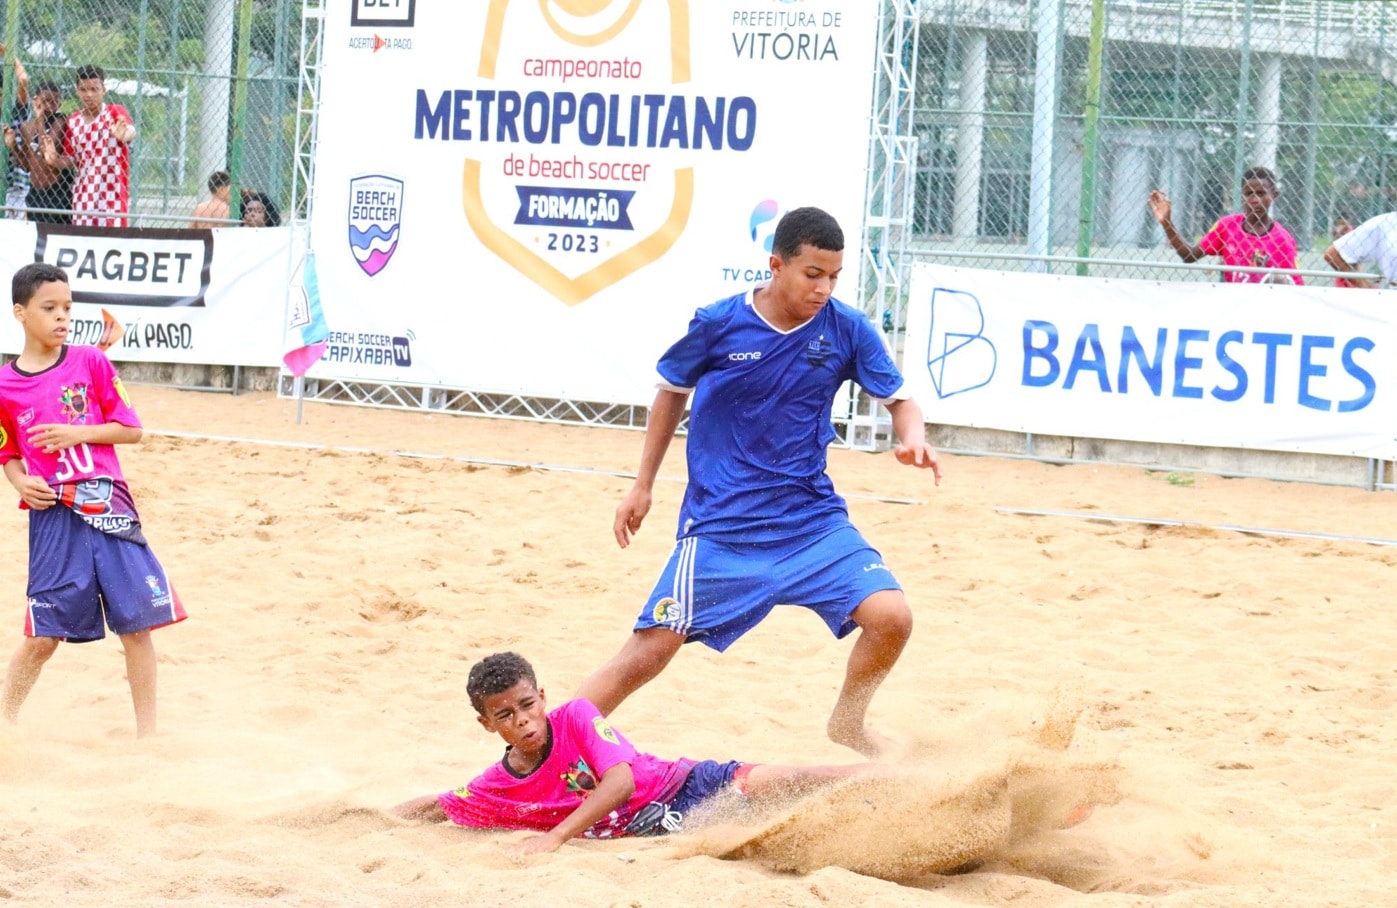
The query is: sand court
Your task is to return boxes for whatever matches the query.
[0,385,1393,906]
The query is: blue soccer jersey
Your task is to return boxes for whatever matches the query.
[656,290,905,542]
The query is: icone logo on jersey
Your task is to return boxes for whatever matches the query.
[347,175,403,278]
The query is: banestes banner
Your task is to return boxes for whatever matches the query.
[0,221,296,367]
[903,265,1397,459]
[310,0,877,404]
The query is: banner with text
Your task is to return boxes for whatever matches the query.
[904,265,1397,459]
[0,221,297,367]
[310,0,877,404]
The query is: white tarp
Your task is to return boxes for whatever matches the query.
[306,0,878,404]
[0,220,297,367]
[903,265,1397,459]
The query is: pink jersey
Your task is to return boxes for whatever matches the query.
[64,103,132,227]
[1198,213,1304,284]
[0,345,145,542]
[438,699,694,838]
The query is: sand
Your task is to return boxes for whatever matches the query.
[0,385,1393,906]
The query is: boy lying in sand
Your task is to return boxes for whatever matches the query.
[391,651,877,856]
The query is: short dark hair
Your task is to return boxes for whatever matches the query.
[75,64,105,84]
[467,652,538,715]
[771,206,843,260]
[13,263,69,306]
[36,80,62,97]
[1242,166,1277,191]
[208,170,230,192]
[240,189,282,227]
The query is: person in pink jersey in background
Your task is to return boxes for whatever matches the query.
[0,263,186,738]
[1148,166,1304,285]
[40,64,135,228]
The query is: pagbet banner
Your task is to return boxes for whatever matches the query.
[0,221,297,367]
[903,265,1397,459]
[310,0,877,403]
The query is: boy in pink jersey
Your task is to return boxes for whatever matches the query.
[391,652,877,855]
[40,64,134,227]
[0,263,185,738]
[1148,166,1303,284]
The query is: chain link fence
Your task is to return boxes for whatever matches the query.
[0,0,299,226]
[906,0,1397,284]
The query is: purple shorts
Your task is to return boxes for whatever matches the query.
[24,504,187,642]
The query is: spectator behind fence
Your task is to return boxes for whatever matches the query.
[1323,211,1397,289]
[41,64,134,228]
[5,78,73,224]
[1148,166,1303,285]
[1329,214,1356,288]
[1,49,32,220]
[190,170,230,228]
[239,189,280,227]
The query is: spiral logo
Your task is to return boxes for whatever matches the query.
[749,199,781,253]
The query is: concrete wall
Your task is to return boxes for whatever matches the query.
[120,362,281,393]
[930,424,1391,489]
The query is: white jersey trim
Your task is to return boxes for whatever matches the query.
[870,380,911,404]
[745,287,817,336]
[655,377,694,395]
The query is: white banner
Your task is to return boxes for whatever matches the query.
[904,265,1397,459]
[0,220,298,367]
[309,0,878,404]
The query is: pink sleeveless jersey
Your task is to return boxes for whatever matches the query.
[438,699,694,838]
[1198,213,1304,284]
[0,345,146,542]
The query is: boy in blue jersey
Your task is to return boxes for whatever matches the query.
[576,207,941,756]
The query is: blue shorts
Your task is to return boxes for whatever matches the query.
[635,522,901,651]
[669,760,748,815]
[24,505,187,643]
[624,760,750,836]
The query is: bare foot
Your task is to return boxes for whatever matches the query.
[827,718,897,757]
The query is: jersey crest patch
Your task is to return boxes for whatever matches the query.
[562,757,598,796]
[592,716,620,746]
[59,383,91,423]
[113,375,132,408]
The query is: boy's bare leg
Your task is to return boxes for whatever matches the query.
[1,636,60,723]
[573,627,685,716]
[119,631,157,738]
[742,762,876,804]
[828,590,913,757]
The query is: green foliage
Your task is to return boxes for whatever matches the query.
[63,21,133,71]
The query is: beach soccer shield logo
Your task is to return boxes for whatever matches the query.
[347,175,403,277]
[462,0,697,306]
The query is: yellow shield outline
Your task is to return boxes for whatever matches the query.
[466,0,695,306]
